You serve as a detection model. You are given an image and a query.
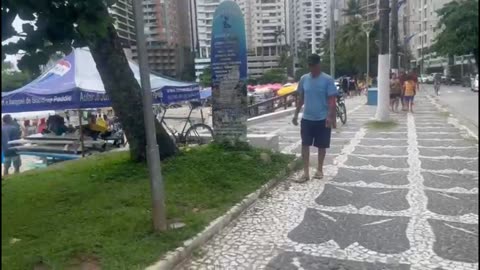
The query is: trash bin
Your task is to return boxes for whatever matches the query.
[367,88,378,105]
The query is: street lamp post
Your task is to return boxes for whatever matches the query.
[132,0,167,232]
[361,21,374,87]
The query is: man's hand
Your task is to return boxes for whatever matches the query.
[292,115,299,126]
[325,117,336,129]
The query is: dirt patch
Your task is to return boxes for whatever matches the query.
[66,255,101,270]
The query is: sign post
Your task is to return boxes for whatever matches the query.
[211,1,248,143]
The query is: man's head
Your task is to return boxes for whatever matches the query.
[307,54,321,76]
[2,114,13,125]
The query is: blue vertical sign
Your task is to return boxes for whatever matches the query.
[211,0,248,141]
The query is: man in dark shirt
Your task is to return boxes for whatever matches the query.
[2,114,22,175]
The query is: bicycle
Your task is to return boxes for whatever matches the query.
[158,101,214,147]
[336,93,347,125]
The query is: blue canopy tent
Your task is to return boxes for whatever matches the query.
[1,47,200,113]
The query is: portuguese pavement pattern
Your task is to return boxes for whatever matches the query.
[178,94,478,270]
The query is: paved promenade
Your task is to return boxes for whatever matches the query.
[179,93,478,270]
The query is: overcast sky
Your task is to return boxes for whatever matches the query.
[3,17,31,69]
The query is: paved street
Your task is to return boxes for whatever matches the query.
[419,84,478,135]
[178,94,478,270]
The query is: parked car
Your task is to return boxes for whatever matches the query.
[419,74,429,83]
[472,74,479,92]
[440,75,458,85]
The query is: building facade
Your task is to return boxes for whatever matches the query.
[110,0,137,48]
[193,0,290,81]
[289,0,328,55]
[400,0,476,75]
[131,0,194,79]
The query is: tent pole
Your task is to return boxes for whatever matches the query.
[78,109,85,157]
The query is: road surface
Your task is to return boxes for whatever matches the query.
[420,84,478,134]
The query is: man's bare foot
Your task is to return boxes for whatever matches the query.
[294,174,310,183]
[313,171,324,179]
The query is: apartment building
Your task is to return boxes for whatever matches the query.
[110,0,136,48]
[289,0,328,55]
[401,0,476,74]
[193,0,289,80]
[131,0,193,79]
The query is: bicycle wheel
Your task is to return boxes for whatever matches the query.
[184,123,214,146]
[338,102,347,124]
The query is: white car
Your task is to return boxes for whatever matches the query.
[419,74,428,83]
[472,74,479,92]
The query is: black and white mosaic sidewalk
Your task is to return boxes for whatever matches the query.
[178,95,478,270]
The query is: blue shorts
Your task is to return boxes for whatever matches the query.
[404,96,415,102]
[301,119,332,149]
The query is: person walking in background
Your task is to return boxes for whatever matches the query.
[390,73,402,112]
[403,75,417,113]
[2,115,22,175]
[399,71,407,111]
[341,76,349,97]
[349,76,358,96]
[433,73,442,95]
[292,54,338,182]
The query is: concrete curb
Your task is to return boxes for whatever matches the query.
[247,108,296,126]
[145,157,302,270]
[426,94,478,140]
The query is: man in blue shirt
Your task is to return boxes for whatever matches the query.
[292,54,338,182]
[2,114,22,175]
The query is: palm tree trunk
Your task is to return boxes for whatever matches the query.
[83,8,177,162]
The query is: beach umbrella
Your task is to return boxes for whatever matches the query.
[277,84,298,96]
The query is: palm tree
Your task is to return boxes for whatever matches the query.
[337,20,365,48]
[342,0,362,20]
[273,27,286,55]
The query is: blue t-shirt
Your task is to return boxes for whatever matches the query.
[297,72,338,121]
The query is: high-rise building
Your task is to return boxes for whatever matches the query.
[110,0,137,48]
[289,0,328,55]
[358,0,379,23]
[131,0,194,79]
[336,0,378,26]
[193,0,290,80]
[400,0,476,74]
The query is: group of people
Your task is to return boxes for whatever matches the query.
[340,76,361,97]
[390,71,419,113]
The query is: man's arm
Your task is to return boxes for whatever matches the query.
[326,78,339,128]
[292,77,305,125]
[294,91,304,117]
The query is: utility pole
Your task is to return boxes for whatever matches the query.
[390,0,399,73]
[329,0,335,78]
[132,0,167,232]
[375,0,391,122]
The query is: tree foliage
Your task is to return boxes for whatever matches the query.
[317,21,379,79]
[432,0,479,69]
[1,0,177,161]
[2,62,32,92]
[199,66,212,87]
[257,68,287,84]
[342,0,362,18]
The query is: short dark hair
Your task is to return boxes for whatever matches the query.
[2,114,13,124]
[307,54,321,66]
